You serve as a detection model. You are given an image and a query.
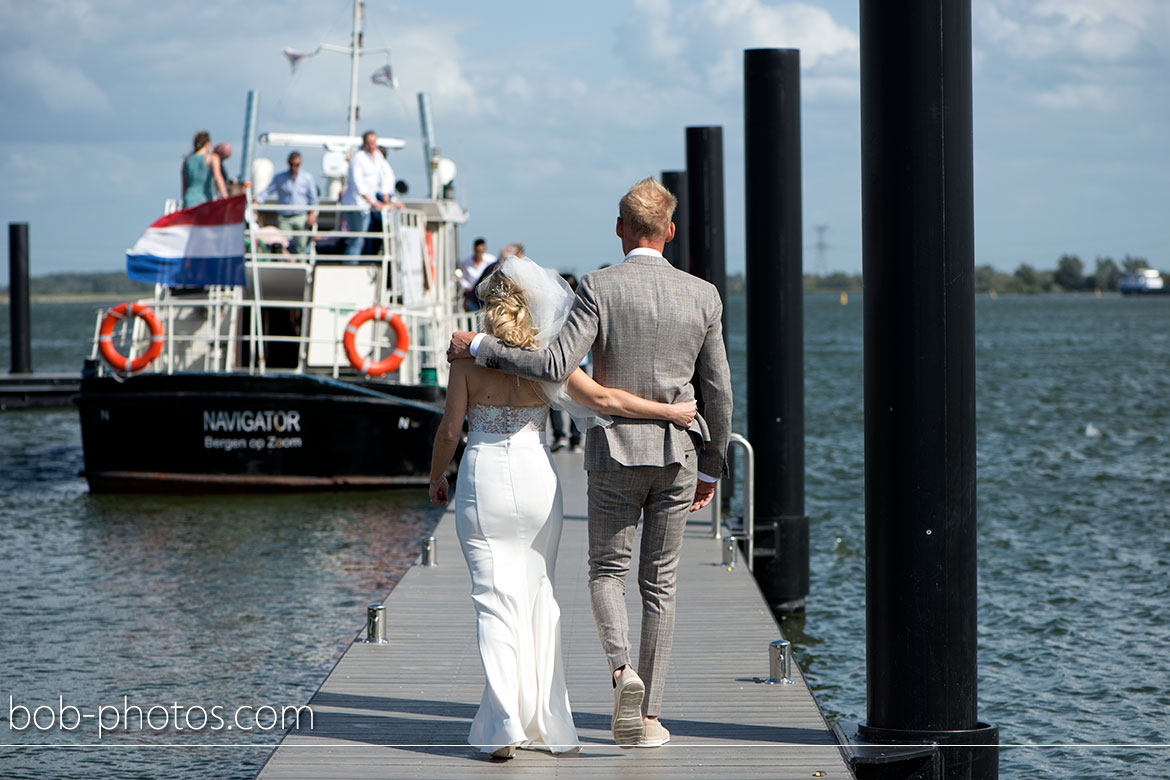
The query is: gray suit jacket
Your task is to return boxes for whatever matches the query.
[476,253,733,476]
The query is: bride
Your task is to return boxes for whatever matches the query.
[428,257,695,759]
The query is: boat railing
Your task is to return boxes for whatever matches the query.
[242,197,462,313]
[91,187,473,385]
[246,200,396,265]
[91,295,476,385]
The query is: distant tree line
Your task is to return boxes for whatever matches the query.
[804,272,863,293]
[0,272,151,298]
[726,273,863,294]
[726,254,1155,295]
[975,254,1152,294]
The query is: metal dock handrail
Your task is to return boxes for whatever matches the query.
[713,432,755,570]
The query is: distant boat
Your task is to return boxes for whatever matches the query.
[1118,268,1170,296]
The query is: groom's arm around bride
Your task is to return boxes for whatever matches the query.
[448,193,732,512]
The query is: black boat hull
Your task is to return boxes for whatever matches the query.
[75,373,449,492]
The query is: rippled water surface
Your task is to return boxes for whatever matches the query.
[4,296,1170,777]
[728,293,1170,778]
[1,301,443,778]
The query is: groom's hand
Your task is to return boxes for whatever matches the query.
[690,479,716,512]
[447,331,476,362]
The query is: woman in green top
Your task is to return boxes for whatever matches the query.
[181,130,228,208]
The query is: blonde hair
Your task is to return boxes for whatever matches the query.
[619,177,677,240]
[479,271,538,349]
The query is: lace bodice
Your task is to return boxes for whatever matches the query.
[467,404,548,435]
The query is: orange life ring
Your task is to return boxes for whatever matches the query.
[343,307,410,376]
[98,302,164,373]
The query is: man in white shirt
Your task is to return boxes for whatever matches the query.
[340,130,401,256]
[458,238,496,310]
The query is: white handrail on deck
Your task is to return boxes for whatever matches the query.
[93,192,472,385]
[94,295,476,380]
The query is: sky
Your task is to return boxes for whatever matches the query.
[1,0,1167,285]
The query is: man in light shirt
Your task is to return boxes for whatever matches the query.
[341,130,401,256]
[256,151,318,255]
[458,238,496,310]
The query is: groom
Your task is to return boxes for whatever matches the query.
[447,177,732,748]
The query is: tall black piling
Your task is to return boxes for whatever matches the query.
[684,128,732,512]
[660,170,690,272]
[743,49,808,612]
[685,127,728,332]
[858,1,998,778]
[8,223,32,375]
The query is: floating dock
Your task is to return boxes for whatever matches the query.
[0,373,80,410]
[256,452,852,779]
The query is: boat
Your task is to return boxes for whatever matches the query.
[1118,268,1170,296]
[75,0,474,492]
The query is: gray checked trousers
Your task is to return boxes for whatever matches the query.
[586,446,697,717]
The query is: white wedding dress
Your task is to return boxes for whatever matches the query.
[455,402,580,754]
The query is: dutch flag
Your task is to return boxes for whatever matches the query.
[126,195,247,287]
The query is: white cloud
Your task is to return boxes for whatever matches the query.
[4,142,157,200]
[502,74,533,101]
[803,75,859,102]
[632,0,689,62]
[1,49,113,115]
[390,27,494,118]
[619,0,859,97]
[975,0,1170,113]
[701,0,859,67]
[1033,82,1115,111]
[976,0,1165,62]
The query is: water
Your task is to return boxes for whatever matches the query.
[1,301,444,778]
[4,296,1170,777]
[728,293,1170,777]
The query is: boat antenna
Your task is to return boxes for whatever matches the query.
[346,0,362,138]
[279,0,394,140]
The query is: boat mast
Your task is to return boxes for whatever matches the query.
[347,0,363,138]
[281,0,390,142]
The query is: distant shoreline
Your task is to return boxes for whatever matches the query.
[0,293,148,304]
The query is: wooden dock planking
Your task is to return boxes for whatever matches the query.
[257,452,853,779]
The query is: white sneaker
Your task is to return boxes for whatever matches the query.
[637,719,670,748]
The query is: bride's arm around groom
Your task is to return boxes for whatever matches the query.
[448,244,732,510]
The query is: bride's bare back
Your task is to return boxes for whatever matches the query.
[464,363,545,407]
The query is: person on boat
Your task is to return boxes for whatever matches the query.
[510,242,531,263]
[340,130,401,255]
[256,151,319,255]
[459,238,496,311]
[213,142,242,195]
[181,131,228,209]
[428,258,696,759]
